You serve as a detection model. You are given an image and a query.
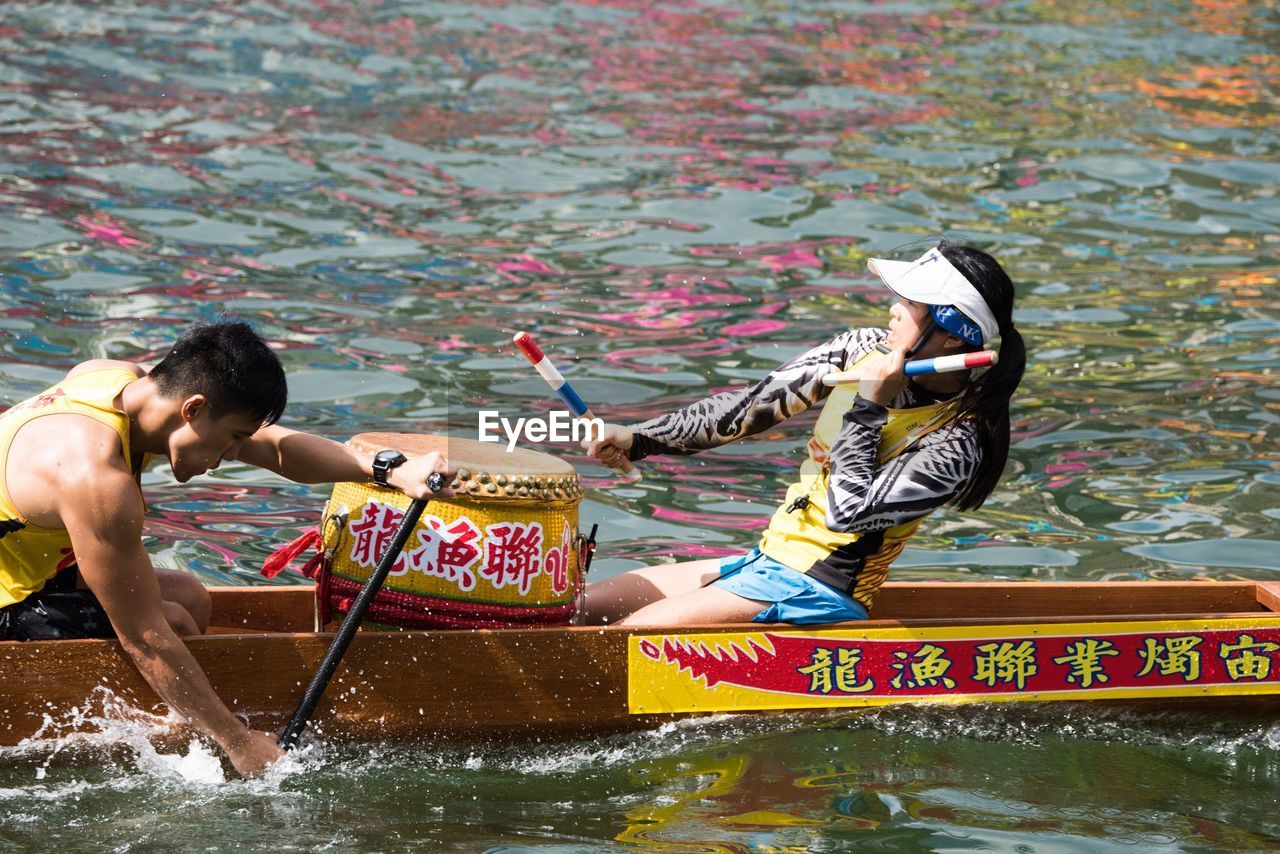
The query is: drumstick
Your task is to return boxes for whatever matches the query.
[513,332,643,483]
[823,350,998,386]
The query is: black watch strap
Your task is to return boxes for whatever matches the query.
[372,449,408,488]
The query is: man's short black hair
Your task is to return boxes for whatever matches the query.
[149,321,288,425]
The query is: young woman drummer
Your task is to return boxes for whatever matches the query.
[582,241,1026,626]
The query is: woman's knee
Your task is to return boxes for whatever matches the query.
[582,558,726,625]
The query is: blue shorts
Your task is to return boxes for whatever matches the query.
[712,549,868,625]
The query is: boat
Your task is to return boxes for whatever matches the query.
[5,580,1280,747]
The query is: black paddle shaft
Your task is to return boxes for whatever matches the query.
[278,497,427,749]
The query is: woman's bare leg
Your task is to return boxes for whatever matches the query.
[582,557,769,626]
[582,558,725,625]
[614,584,768,627]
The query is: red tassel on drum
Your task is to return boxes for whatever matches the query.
[261,528,324,579]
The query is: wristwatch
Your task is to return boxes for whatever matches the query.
[371,449,408,488]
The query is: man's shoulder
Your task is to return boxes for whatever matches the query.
[5,403,138,529]
[10,404,132,478]
[66,360,146,380]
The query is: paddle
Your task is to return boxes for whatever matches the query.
[278,496,428,750]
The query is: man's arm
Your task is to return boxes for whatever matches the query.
[234,425,454,499]
[61,452,281,776]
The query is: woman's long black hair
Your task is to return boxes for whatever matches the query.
[937,241,1026,511]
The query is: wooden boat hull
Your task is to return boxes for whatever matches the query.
[4,581,1280,746]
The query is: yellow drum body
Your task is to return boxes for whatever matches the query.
[319,433,583,629]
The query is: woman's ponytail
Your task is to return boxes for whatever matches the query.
[936,243,1026,511]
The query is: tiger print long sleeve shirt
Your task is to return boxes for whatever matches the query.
[628,328,981,534]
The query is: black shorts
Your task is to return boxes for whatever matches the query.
[0,570,115,641]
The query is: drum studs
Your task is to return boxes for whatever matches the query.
[478,472,490,484]
[451,479,461,490]
[517,486,529,497]
[497,475,508,486]
[458,468,471,481]
[504,485,516,496]
[486,483,497,494]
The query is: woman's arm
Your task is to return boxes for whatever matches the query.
[629,328,883,460]
[823,404,980,533]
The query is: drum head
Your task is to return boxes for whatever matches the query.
[347,432,580,501]
[349,432,574,476]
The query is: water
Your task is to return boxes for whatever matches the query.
[1,0,1278,848]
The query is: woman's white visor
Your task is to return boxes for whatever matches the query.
[868,248,999,347]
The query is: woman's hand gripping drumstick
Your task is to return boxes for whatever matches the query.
[581,423,635,475]
[513,332,643,483]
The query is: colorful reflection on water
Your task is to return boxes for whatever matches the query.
[1,0,1278,848]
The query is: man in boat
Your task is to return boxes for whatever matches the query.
[583,241,1026,626]
[0,321,453,775]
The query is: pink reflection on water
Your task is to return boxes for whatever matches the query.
[622,542,743,562]
[592,281,749,330]
[721,300,790,337]
[600,339,740,370]
[650,505,770,530]
[760,246,823,272]
[74,215,146,250]
[497,255,558,279]
[720,318,789,337]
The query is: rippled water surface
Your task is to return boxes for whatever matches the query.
[2,0,1278,849]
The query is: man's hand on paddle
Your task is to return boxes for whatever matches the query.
[859,345,909,406]
[226,729,285,777]
[386,451,457,500]
[582,424,633,473]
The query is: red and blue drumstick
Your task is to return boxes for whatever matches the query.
[904,350,998,376]
[823,350,998,386]
[513,332,643,483]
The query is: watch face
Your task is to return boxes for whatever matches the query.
[373,450,407,486]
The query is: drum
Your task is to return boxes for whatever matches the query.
[316,432,585,629]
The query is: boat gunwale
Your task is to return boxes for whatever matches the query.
[198,579,1280,636]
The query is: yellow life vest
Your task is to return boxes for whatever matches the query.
[0,367,148,608]
[758,350,956,609]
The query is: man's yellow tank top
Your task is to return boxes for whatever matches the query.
[758,351,955,609]
[0,367,146,608]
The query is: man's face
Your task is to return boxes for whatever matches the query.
[169,397,262,482]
